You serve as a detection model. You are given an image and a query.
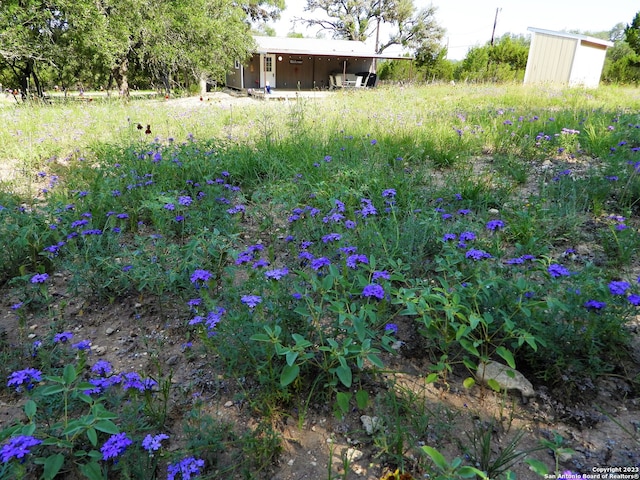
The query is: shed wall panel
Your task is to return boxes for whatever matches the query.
[569,41,607,87]
[525,33,576,84]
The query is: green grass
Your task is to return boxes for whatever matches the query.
[1,84,640,479]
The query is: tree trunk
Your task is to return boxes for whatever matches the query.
[199,72,207,96]
[113,57,129,97]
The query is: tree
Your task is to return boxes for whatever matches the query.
[625,11,640,55]
[0,0,106,97]
[243,0,285,22]
[299,0,443,55]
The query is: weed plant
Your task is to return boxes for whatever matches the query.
[1,84,640,478]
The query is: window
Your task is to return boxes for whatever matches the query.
[265,56,273,73]
[234,60,240,69]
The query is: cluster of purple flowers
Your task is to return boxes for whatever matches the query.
[101,432,132,460]
[548,263,572,278]
[1,435,42,462]
[189,307,225,336]
[241,295,262,309]
[167,456,205,480]
[7,368,42,391]
[465,249,492,261]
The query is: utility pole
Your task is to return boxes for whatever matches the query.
[490,7,501,47]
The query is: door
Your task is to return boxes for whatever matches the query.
[262,54,276,88]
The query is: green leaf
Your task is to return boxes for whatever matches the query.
[458,466,488,478]
[421,446,448,471]
[425,373,438,384]
[40,384,66,396]
[463,377,476,389]
[94,420,119,434]
[335,392,351,416]
[285,351,298,366]
[43,454,65,480]
[86,427,98,447]
[24,400,37,418]
[62,364,77,385]
[335,364,352,388]
[496,346,516,368]
[79,460,103,480]
[487,379,502,392]
[355,389,369,410]
[250,333,271,342]
[353,315,366,343]
[525,458,549,476]
[367,353,384,369]
[280,364,300,387]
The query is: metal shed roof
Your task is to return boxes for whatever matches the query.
[527,27,613,48]
[253,36,410,60]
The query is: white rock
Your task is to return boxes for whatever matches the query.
[224,401,233,408]
[360,415,382,435]
[345,448,363,462]
[476,361,535,401]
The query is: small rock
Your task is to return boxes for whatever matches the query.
[92,346,107,355]
[476,361,535,402]
[27,333,36,339]
[224,401,233,408]
[360,415,382,435]
[166,355,180,366]
[287,459,294,466]
[488,208,500,215]
[105,327,115,336]
[29,324,38,330]
[345,448,363,462]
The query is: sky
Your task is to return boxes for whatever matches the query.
[271,1,639,60]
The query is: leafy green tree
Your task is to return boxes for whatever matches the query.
[0,0,105,97]
[454,34,529,83]
[625,11,640,55]
[298,0,443,56]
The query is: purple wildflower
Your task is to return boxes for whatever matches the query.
[178,196,192,206]
[7,368,43,390]
[346,254,369,269]
[628,294,640,306]
[30,273,49,284]
[190,269,212,285]
[310,257,331,271]
[91,360,113,376]
[362,284,385,300]
[505,257,525,265]
[547,264,571,278]
[486,219,505,231]
[385,323,398,334]
[54,332,74,343]
[72,340,91,350]
[252,258,270,269]
[584,300,606,311]
[443,233,457,242]
[322,233,342,243]
[264,267,289,280]
[382,189,396,198]
[241,295,262,309]
[465,249,492,261]
[608,280,631,296]
[1,435,42,462]
[164,203,175,211]
[459,231,476,242]
[167,456,205,480]
[142,433,170,453]
[101,432,132,461]
[372,270,390,281]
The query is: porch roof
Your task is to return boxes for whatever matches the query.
[254,36,411,60]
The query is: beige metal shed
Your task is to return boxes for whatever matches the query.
[524,27,613,88]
